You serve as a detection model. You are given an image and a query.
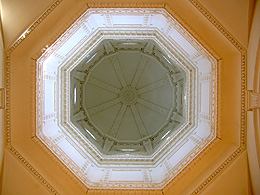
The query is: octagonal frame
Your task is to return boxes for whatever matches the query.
[61,31,194,161]
[35,8,217,189]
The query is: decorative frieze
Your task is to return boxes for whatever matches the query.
[43,113,56,122]
[44,72,56,81]
[199,72,211,83]
[199,112,210,124]
[51,134,65,145]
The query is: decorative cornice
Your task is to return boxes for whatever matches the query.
[7,0,63,54]
[5,54,11,145]
[30,58,37,138]
[30,58,88,192]
[86,2,166,8]
[191,147,246,195]
[188,0,247,194]
[189,0,246,52]
[87,189,163,194]
[31,136,89,192]
[164,3,221,61]
[4,1,64,194]
[162,136,221,193]
[7,146,60,194]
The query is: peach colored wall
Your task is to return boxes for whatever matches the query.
[0,0,54,49]
[199,152,250,195]
[1,149,49,195]
[0,0,257,194]
[199,0,250,48]
[0,151,251,195]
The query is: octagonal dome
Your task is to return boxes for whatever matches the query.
[70,39,186,155]
[36,7,217,189]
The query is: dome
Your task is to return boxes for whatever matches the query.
[35,8,216,189]
[70,39,186,156]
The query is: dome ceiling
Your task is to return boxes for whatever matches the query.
[70,39,186,155]
[35,8,217,189]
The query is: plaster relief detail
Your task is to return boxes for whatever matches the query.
[248,91,260,110]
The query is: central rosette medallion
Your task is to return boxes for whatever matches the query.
[119,86,137,105]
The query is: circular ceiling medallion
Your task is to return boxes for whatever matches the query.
[119,86,137,105]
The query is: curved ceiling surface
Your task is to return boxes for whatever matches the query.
[36,8,217,189]
[70,39,186,155]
